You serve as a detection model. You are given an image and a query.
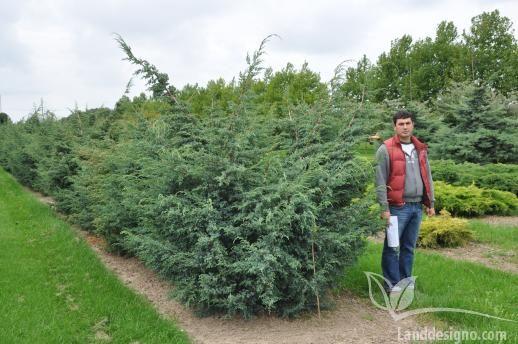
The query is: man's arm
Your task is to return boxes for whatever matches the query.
[375,144,390,214]
[425,155,436,216]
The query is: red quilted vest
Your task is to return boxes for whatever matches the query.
[384,135,432,207]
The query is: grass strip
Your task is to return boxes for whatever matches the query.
[0,168,190,343]
[341,241,517,342]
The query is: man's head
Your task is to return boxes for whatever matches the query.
[392,110,415,142]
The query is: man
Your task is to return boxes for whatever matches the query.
[375,110,435,292]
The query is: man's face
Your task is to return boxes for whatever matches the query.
[394,117,414,141]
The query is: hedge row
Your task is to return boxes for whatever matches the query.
[431,160,518,195]
[0,98,381,318]
[434,181,518,217]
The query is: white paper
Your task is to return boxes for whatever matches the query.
[387,216,399,247]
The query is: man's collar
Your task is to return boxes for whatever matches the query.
[393,135,427,150]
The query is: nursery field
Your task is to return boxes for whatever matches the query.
[1,9,517,342]
[2,165,517,343]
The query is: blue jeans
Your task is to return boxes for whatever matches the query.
[381,202,422,289]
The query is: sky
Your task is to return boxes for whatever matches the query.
[1,0,517,122]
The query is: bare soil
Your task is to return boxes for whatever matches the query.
[24,186,56,206]
[478,216,518,227]
[370,229,517,274]
[420,243,517,274]
[81,230,424,344]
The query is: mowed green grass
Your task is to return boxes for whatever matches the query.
[469,220,518,265]
[468,220,518,251]
[0,168,190,343]
[340,241,518,342]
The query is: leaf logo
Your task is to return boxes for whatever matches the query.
[389,277,415,311]
[364,271,391,312]
[363,271,517,323]
[364,271,410,318]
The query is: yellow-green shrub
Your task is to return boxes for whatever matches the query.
[418,210,474,248]
[434,181,518,217]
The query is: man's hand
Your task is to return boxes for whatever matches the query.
[381,210,390,224]
[426,207,435,217]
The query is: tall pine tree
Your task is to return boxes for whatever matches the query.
[433,82,518,163]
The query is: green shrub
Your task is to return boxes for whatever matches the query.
[0,96,380,318]
[418,210,473,248]
[118,107,380,318]
[431,160,518,195]
[434,181,518,217]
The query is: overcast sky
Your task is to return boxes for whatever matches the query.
[1,0,517,122]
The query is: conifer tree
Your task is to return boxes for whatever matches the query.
[433,82,518,163]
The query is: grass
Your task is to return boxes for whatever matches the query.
[468,220,518,251]
[0,168,190,343]
[340,241,518,343]
[468,219,518,265]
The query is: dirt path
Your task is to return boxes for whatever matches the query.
[81,231,424,344]
[25,188,430,343]
[24,186,56,206]
[478,216,518,227]
[370,229,517,275]
[420,242,517,274]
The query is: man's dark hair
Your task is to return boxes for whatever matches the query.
[392,110,415,125]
